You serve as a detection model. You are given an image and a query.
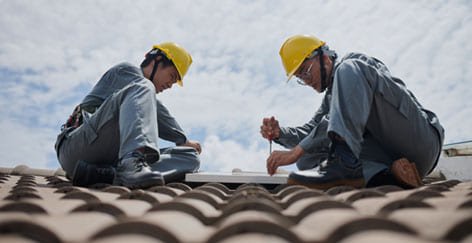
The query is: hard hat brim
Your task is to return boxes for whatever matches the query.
[285,58,304,83]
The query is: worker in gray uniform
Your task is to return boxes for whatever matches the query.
[55,42,201,189]
[260,35,444,189]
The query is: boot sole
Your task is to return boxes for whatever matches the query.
[392,158,422,188]
[114,177,164,189]
[287,178,365,190]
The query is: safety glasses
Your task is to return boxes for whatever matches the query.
[295,60,313,86]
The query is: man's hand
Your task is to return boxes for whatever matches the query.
[266,145,305,175]
[183,140,202,154]
[260,116,281,140]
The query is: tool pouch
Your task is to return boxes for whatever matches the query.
[61,105,83,131]
[61,105,97,131]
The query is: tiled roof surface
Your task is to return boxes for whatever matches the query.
[0,165,471,243]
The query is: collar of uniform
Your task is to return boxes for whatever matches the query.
[326,57,340,92]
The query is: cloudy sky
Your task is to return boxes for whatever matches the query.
[0,0,471,173]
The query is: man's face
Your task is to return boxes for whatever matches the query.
[151,60,180,94]
[294,57,323,93]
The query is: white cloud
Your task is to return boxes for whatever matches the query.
[0,0,471,172]
[199,135,267,172]
[0,119,56,169]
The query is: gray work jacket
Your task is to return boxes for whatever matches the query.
[276,52,445,153]
[81,62,188,145]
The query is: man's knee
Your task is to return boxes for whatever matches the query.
[297,160,316,170]
[112,80,156,105]
[161,146,201,166]
[179,147,201,167]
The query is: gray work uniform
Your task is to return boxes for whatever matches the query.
[276,53,444,182]
[55,62,200,182]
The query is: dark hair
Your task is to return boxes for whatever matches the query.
[140,50,174,69]
[307,45,337,61]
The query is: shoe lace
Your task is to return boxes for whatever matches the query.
[319,161,328,170]
[120,151,150,172]
[319,156,338,171]
[132,158,149,171]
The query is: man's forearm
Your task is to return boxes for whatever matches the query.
[292,145,306,159]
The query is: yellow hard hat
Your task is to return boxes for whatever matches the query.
[153,42,192,87]
[279,35,325,82]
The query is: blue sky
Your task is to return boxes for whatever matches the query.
[0,0,471,172]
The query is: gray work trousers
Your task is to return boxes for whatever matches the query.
[296,130,408,182]
[55,80,200,182]
[296,77,441,182]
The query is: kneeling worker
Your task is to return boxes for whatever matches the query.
[261,35,444,189]
[55,42,201,189]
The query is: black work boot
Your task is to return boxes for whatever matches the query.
[113,151,164,189]
[72,160,115,187]
[288,141,365,190]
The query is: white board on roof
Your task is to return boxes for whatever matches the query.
[185,171,288,184]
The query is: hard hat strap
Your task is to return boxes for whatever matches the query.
[149,57,162,82]
[319,49,327,92]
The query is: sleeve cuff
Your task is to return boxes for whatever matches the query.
[273,127,291,147]
[299,136,316,153]
[277,127,290,140]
